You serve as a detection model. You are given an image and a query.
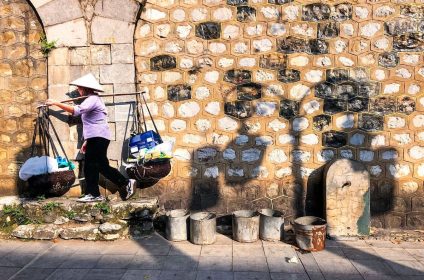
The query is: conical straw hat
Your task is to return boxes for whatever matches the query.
[69,73,104,92]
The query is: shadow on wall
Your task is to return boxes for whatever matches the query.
[181,68,402,229]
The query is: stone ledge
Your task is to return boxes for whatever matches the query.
[0,197,159,241]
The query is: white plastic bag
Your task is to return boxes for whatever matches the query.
[19,156,59,181]
[139,141,173,162]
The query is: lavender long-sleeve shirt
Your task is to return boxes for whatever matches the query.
[73,95,111,140]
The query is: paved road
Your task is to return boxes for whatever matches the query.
[1,233,423,280]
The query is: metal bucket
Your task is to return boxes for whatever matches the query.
[190,212,216,245]
[232,210,260,243]
[259,209,284,241]
[165,209,190,241]
[293,216,327,251]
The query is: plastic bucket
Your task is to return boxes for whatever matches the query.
[189,212,216,245]
[165,209,189,241]
[259,209,284,241]
[293,216,327,251]
[232,210,260,243]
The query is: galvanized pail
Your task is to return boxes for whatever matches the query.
[190,212,216,245]
[293,216,327,251]
[165,209,190,241]
[259,209,284,241]
[232,210,260,243]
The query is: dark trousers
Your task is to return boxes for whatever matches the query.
[84,137,128,197]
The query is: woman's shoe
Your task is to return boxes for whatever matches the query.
[77,194,104,203]
[124,179,136,200]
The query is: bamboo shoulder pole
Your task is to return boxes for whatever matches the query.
[37,91,146,108]
[59,91,146,103]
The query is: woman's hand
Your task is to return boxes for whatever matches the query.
[45,99,58,106]
[80,140,87,154]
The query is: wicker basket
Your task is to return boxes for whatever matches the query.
[126,160,171,183]
[27,170,76,197]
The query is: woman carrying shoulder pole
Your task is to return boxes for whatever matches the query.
[46,73,136,203]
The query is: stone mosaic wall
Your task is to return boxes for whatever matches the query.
[0,0,47,195]
[134,0,424,229]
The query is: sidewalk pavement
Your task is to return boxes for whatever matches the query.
[1,233,424,280]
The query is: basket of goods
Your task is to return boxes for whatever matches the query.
[125,93,172,183]
[19,107,76,197]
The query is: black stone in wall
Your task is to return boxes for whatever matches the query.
[227,0,248,5]
[418,21,424,33]
[358,113,384,131]
[167,84,191,102]
[315,82,334,99]
[331,3,352,21]
[309,39,329,54]
[358,82,380,98]
[385,19,418,35]
[259,54,286,69]
[324,99,347,114]
[277,69,300,83]
[393,33,424,51]
[224,101,253,119]
[237,82,262,101]
[279,99,299,120]
[326,69,349,84]
[268,0,293,4]
[313,114,331,131]
[224,70,252,84]
[277,36,309,54]
[378,52,399,68]
[333,82,358,100]
[348,98,369,112]
[237,6,256,22]
[370,97,397,115]
[324,84,350,100]
[318,22,339,39]
[150,55,176,71]
[302,4,331,21]
[323,131,347,148]
[400,5,424,19]
[277,38,329,54]
[398,96,416,114]
[195,22,221,40]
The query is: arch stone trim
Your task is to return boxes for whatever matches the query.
[36,0,83,27]
[94,0,140,23]
[28,0,87,47]
[30,0,52,8]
